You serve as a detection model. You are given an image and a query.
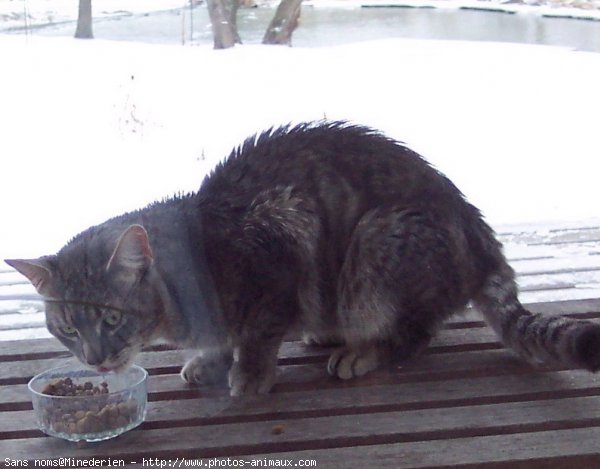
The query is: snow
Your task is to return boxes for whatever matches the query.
[2,34,599,261]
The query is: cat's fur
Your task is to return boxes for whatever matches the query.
[7,122,600,395]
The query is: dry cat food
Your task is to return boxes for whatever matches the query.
[40,377,139,434]
[271,424,285,435]
[42,377,109,397]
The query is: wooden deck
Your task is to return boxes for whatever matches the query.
[2,222,600,467]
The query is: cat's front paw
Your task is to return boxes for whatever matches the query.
[181,354,230,386]
[228,362,276,396]
[327,346,380,380]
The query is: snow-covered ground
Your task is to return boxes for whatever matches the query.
[1,1,600,339]
[2,35,599,260]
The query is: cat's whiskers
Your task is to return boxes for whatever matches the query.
[106,342,142,371]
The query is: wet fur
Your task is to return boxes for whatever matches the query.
[7,122,600,396]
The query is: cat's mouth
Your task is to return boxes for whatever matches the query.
[94,346,141,374]
[95,362,129,374]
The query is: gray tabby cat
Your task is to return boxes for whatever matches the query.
[7,122,600,396]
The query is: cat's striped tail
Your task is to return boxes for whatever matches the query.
[473,261,600,372]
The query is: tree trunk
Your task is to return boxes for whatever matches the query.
[74,0,93,39]
[207,0,240,49]
[262,0,302,46]
[228,0,242,44]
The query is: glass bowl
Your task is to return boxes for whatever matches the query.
[28,363,148,442]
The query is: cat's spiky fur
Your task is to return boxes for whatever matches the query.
[7,122,600,395]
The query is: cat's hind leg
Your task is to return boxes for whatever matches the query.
[329,207,464,380]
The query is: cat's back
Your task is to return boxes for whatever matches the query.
[199,121,459,211]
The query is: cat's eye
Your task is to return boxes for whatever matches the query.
[60,325,77,335]
[103,310,122,327]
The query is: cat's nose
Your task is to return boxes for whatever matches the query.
[82,343,103,366]
[86,355,103,366]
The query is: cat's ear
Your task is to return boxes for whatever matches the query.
[4,258,55,297]
[107,224,154,274]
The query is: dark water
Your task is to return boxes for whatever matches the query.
[9,5,600,52]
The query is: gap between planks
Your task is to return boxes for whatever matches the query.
[4,368,600,439]
[4,396,600,461]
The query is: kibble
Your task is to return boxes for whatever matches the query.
[271,424,285,435]
[40,378,138,436]
[41,377,109,397]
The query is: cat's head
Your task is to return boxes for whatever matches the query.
[6,224,165,372]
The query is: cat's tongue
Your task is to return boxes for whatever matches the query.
[97,366,111,373]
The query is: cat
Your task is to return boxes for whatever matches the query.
[6,121,600,396]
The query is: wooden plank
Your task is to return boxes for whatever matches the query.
[3,395,600,460]
[0,349,568,414]
[520,290,600,306]
[520,281,576,293]
[230,426,600,468]
[0,345,536,409]
[530,235,600,247]
[0,313,45,325]
[0,342,330,381]
[1,265,595,299]
[525,298,600,315]
[0,337,70,360]
[2,297,599,358]
[0,351,185,385]
[4,226,600,467]
[0,295,43,303]
[5,369,600,438]
[497,225,600,244]
[5,285,600,333]
[0,325,503,364]
[0,282,40,296]
[0,335,530,385]
[518,265,600,277]
[447,298,600,324]
[0,268,18,274]
[0,272,572,297]
[0,265,599,337]
[0,279,30,287]
[0,338,321,362]
[2,316,600,385]
[0,328,50,342]
[0,298,43,311]
[518,270,600,288]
